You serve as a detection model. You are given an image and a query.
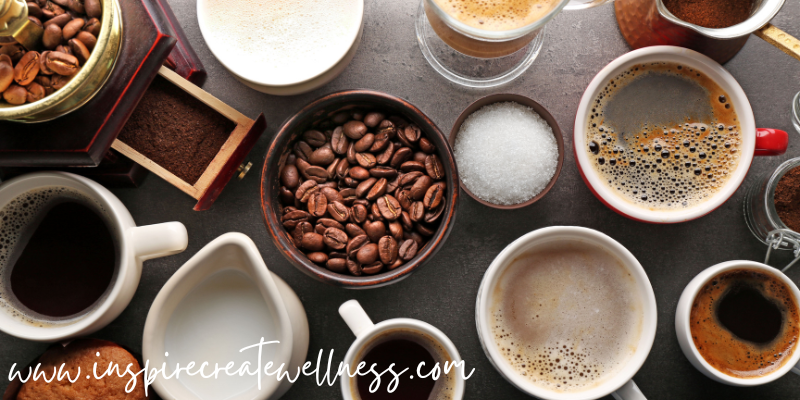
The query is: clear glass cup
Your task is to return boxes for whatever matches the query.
[793,91,799,135]
[416,0,612,88]
[744,157,800,270]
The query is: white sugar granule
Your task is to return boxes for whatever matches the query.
[453,102,558,205]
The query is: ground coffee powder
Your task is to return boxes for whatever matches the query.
[774,165,800,233]
[663,0,753,29]
[118,76,235,185]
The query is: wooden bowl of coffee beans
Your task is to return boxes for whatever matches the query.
[261,89,459,288]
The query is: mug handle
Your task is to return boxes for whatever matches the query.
[564,0,614,11]
[755,128,788,156]
[612,380,646,400]
[339,300,375,338]
[792,364,800,376]
[129,222,188,261]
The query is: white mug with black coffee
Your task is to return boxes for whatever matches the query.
[476,226,657,400]
[0,172,188,342]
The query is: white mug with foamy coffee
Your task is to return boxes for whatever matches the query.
[0,172,188,342]
[476,226,657,400]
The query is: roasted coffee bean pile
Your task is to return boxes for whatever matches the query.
[278,110,447,276]
[0,0,102,105]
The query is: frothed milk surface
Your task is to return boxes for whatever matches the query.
[490,242,643,392]
[198,0,361,85]
[432,0,561,31]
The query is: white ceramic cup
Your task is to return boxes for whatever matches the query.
[338,300,466,400]
[574,46,788,224]
[476,226,657,400]
[675,260,800,385]
[0,172,188,342]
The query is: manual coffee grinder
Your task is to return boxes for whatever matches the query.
[615,0,800,64]
[0,0,43,50]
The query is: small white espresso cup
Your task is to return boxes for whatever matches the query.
[338,300,466,400]
[476,226,658,400]
[675,260,800,385]
[0,172,188,342]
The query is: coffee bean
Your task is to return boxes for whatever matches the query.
[45,51,79,76]
[319,181,337,190]
[84,0,101,18]
[354,133,375,152]
[399,239,418,261]
[332,111,350,124]
[327,201,350,222]
[307,192,328,217]
[27,2,42,18]
[425,154,445,180]
[14,51,40,86]
[378,119,398,138]
[415,223,435,237]
[343,120,367,139]
[378,236,399,265]
[419,138,436,154]
[330,252,347,259]
[340,188,357,203]
[370,131,390,153]
[326,258,347,273]
[309,147,335,166]
[314,224,327,235]
[326,159,340,179]
[386,175,401,193]
[377,195,402,221]
[84,17,101,36]
[396,189,413,210]
[323,227,348,250]
[366,178,388,201]
[410,201,425,222]
[370,166,398,179]
[347,259,362,276]
[25,82,45,103]
[357,243,379,265]
[3,84,26,105]
[362,262,384,275]
[355,177,377,198]
[308,252,328,264]
[423,184,444,210]
[320,187,343,203]
[390,147,413,168]
[363,220,386,243]
[424,203,445,223]
[346,235,369,258]
[281,164,300,188]
[370,203,383,221]
[356,152,377,168]
[349,166,370,180]
[294,141,313,160]
[296,180,318,202]
[410,175,433,200]
[400,161,426,173]
[50,74,71,90]
[279,186,295,205]
[301,232,324,252]
[347,142,358,164]
[400,211,413,231]
[318,218,345,231]
[335,158,350,179]
[304,166,329,183]
[376,142,395,165]
[388,259,404,271]
[282,210,310,224]
[292,222,313,247]
[344,177,359,188]
[364,112,384,128]
[76,31,96,51]
[303,130,327,147]
[331,126,349,154]
[413,152,428,164]
[295,158,311,175]
[351,204,368,224]
[403,124,422,143]
[0,63,13,93]
[44,13,71,28]
[388,221,404,242]
[28,16,42,29]
[63,18,84,40]
[346,223,366,238]
[404,231,425,248]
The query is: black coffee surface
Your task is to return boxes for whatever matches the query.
[357,338,436,400]
[9,202,116,318]
[716,285,783,344]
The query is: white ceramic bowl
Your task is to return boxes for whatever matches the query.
[574,46,786,224]
[196,0,364,96]
[142,233,309,400]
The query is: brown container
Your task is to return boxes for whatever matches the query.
[448,93,564,210]
[261,89,459,288]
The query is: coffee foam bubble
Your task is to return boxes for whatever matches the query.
[200,0,361,85]
[433,0,561,31]
[490,241,643,393]
[0,187,111,327]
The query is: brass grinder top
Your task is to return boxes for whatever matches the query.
[0,0,43,50]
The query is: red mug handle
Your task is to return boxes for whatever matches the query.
[755,128,788,156]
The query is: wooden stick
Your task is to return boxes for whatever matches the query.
[755,23,800,62]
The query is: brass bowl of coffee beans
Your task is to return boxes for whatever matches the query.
[0,0,121,122]
[261,90,459,288]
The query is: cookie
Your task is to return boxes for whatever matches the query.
[17,339,147,400]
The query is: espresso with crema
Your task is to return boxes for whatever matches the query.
[432,0,561,31]
[490,242,644,392]
[690,269,800,378]
[585,62,742,210]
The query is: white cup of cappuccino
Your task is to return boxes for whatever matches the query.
[0,172,188,342]
[476,226,657,400]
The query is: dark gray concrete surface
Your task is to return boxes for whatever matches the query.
[3,1,800,399]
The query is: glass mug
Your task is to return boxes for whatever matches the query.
[416,0,612,88]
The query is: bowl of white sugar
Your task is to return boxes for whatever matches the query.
[450,94,564,209]
[197,0,364,96]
